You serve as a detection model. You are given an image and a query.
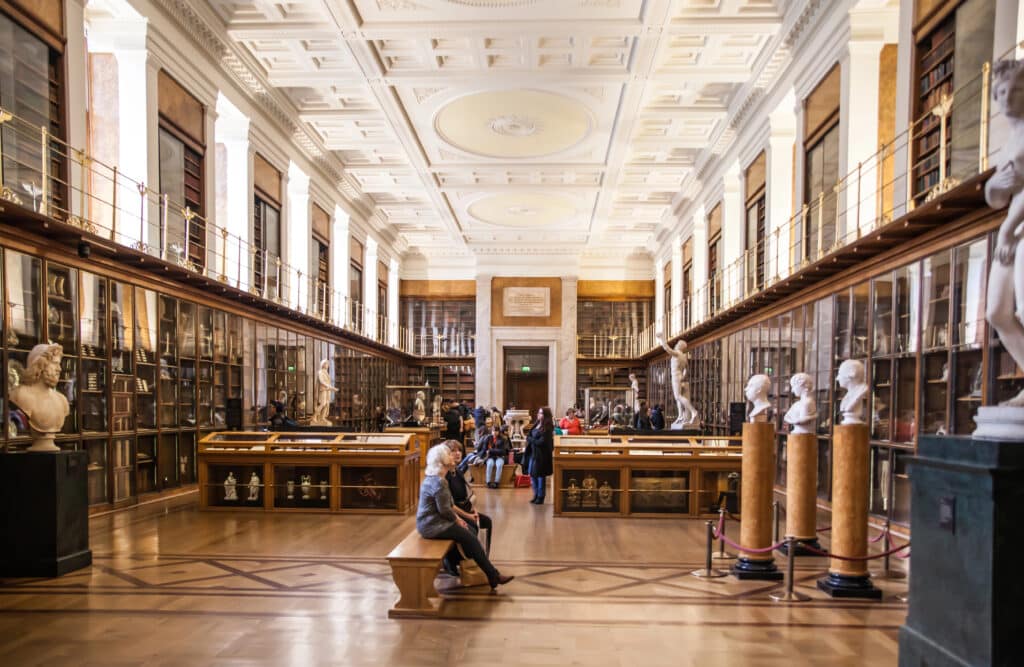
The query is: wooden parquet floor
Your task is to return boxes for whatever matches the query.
[0,486,907,666]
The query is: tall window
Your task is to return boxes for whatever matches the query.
[707,204,723,313]
[663,261,672,328]
[157,71,206,270]
[377,259,388,329]
[252,154,281,298]
[802,65,840,262]
[0,10,65,215]
[311,203,331,318]
[745,153,767,295]
[349,237,363,328]
[682,238,693,328]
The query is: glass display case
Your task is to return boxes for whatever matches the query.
[629,469,687,514]
[340,466,396,510]
[80,272,108,434]
[178,300,197,428]
[583,386,635,430]
[385,384,434,426]
[158,294,178,428]
[111,282,134,433]
[136,289,158,430]
[273,464,331,509]
[207,464,264,508]
[561,468,621,513]
[85,438,108,505]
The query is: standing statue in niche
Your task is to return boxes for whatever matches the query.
[985,58,1024,407]
[655,332,699,428]
[784,373,817,434]
[836,359,868,425]
[745,374,773,423]
[9,343,70,452]
[310,359,335,426]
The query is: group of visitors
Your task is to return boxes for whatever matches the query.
[414,403,562,590]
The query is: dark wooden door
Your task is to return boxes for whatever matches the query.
[505,373,548,415]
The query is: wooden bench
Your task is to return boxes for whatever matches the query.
[387,532,453,618]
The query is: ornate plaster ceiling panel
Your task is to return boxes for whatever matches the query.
[466,192,580,228]
[204,0,788,259]
[433,89,593,159]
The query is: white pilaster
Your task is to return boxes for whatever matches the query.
[364,237,379,340]
[721,162,743,305]
[388,257,400,347]
[768,92,797,281]
[892,0,914,219]
[331,207,350,326]
[840,39,884,240]
[214,94,251,290]
[202,105,217,274]
[670,238,683,334]
[86,14,157,247]
[286,162,310,310]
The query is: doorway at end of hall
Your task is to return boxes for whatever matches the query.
[503,346,549,417]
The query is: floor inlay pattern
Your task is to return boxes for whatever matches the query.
[0,492,906,666]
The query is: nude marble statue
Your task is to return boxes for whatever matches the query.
[984,58,1024,407]
[655,332,699,428]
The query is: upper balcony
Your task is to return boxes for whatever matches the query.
[0,107,480,358]
[644,58,1001,355]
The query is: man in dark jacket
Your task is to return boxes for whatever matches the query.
[444,400,463,441]
[650,404,665,430]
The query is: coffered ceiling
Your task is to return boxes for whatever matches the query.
[203,0,789,262]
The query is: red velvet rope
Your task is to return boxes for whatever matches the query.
[801,541,910,561]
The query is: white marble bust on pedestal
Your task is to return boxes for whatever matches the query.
[745,374,773,423]
[9,343,69,452]
[784,373,817,434]
[837,359,868,426]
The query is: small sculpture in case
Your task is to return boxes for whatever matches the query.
[223,472,238,501]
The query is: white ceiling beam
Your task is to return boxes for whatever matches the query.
[267,70,364,86]
[438,184,601,193]
[298,109,385,121]
[227,23,340,40]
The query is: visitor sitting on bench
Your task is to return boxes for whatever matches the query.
[417,443,513,590]
[479,425,510,489]
[444,440,495,554]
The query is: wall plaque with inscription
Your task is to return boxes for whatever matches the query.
[503,287,550,317]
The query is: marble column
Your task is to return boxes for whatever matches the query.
[364,237,379,340]
[654,256,665,335]
[767,93,796,281]
[388,257,400,347]
[670,239,683,334]
[286,162,310,311]
[721,162,743,305]
[214,94,251,290]
[691,207,708,323]
[331,207,350,328]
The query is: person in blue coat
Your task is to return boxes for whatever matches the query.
[524,406,554,504]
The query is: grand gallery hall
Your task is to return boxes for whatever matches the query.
[0,0,1019,665]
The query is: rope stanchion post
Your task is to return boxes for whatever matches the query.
[772,500,780,545]
[816,423,881,599]
[731,420,783,580]
[712,508,736,561]
[871,521,907,580]
[770,536,811,603]
[691,520,727,578]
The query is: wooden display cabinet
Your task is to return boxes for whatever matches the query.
[197,431,419,514]
[386,425,441,468]
[553,434,742,518]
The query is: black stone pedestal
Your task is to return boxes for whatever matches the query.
[731,557,783,580]
[777,538,822,557]
[898,435,1024,667]
[817,572,883,599]
[0,451,92,577]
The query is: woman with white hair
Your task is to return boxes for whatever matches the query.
[417,443,513,590]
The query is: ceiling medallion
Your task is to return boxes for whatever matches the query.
[446,0,538,6]
[489,114,540,137]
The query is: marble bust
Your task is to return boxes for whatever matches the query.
[837,359,868,425]
[984,58,1024,407]
[745,374,772,423]
[784,373,817,434]
[310,359,335,426]
[9,343,69,452]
